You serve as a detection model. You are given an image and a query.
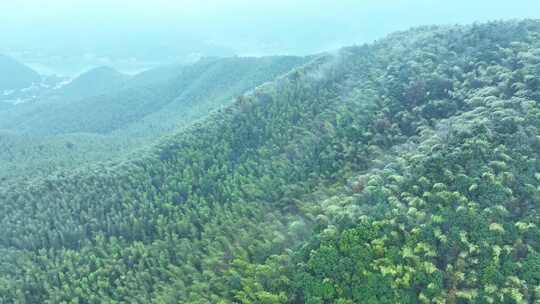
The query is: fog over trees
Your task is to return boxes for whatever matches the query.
[0,2,539,303]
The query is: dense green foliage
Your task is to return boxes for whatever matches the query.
[0,56,307,179]
[0,130,141,182]
[1,20,539,303]
[0,56,307,136]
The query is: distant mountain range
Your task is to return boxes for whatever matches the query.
[0,54,309,178]
[54,66,130,100]
[0,54,41,91]
[2,38,237,76]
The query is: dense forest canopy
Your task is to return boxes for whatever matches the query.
[0,20,539,303]
[0,56,308,180]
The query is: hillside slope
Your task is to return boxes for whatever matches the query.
[0,54,41,91]
[0,20,539,303]
[52,66,130,100]
[0,56,308,179]
[0,56,308,136]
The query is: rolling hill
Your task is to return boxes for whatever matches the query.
[0,56,309,179]
[0,20,539,303]
[0,54,41,91]
[52,66,130,100]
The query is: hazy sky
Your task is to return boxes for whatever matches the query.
[1,0,539,75]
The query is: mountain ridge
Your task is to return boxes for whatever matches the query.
[0,54,41,91]
[52,66,130,100]
[0,20,539,303]
[0,55,309,179]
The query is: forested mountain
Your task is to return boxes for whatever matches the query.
[0,54,41,91]
[0,20,539,304]
[0,56,307,136]
[52,66,130,100]
[0,56,307,179]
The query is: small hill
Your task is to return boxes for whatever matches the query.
[0,55,309,178]
[0,56,309,136]
[0,54,41,91]
[54,66,129,100]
